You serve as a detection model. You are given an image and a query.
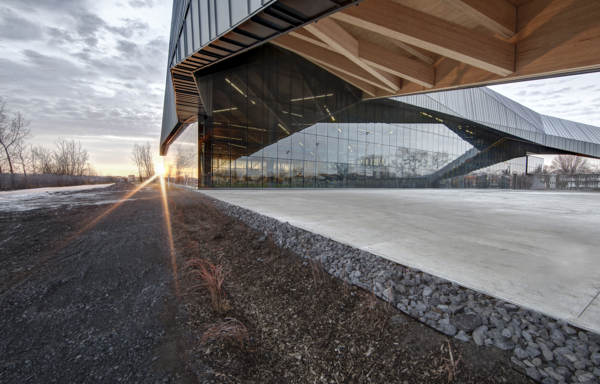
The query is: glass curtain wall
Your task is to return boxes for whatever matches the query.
[188,44,540,188]
[165,123,198,186]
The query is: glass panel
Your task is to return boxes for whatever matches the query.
[177,44,541,189]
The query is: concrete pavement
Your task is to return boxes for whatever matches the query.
[201,188,600,333]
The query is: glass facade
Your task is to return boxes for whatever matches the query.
[167,44,550,189]
[165,122,198,187]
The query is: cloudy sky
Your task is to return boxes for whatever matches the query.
[0,0,171,175]
[1,1,599,175]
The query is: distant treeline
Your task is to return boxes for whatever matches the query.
[0,173,118,191]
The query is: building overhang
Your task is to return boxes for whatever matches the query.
[162,0,600,154]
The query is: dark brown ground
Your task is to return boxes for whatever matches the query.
[0,183,534,383]
[169,187,534,384]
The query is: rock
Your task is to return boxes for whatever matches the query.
[573,359,588,370]
[473,325,488,346]
[539,342,554,362]
[494,337,515,351]
[593,367,600,377]
[454,313,482,332]
[579,331,589,342]
[514,347,529,360]
[550,328,565,346]
[554,346,577,366]
[562,324,576,335]
[525,367,541,381]
[422,286,433,297]
[526,345,541,358]
[501,328,512,339]
[438,321,457,336]
[455,330,470,342]
[382,287,394,301]
[522,330,533,343]
[532,357,542,367]
[511,356,525,369]
[544,367,564,382]
[591,352,600,365]
[575,371,595,383]
[415,302,427,313]
[490,316,505,330]
[555,366,570,379]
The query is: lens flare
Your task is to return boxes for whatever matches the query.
[155,158,166,177]
[159,174,179,295]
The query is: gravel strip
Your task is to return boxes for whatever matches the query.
[210,197,600,384]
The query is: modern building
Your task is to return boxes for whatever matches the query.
[160,0,600,188]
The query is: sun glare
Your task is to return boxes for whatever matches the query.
[155,158,166,177]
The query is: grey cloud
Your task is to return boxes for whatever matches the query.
[2,0,85,13]
[75,10,106,39]
[129,0,154,8]
[0,7,43,40]
[46,27,76,45]
[106,18,149,38]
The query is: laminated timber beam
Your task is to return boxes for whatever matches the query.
[330,0,515,76]
[272,34,399,94]
[300,20,434,88]
[304,18,402,92]
[448,0,516,39]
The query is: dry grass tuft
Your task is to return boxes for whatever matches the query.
[437,340,461,382]
[202,318,249,348]
[309,259,326,287]
[185,258,229,313]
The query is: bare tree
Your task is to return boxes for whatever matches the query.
[52,139,90,176]
[174,147,194,182]
[30,145,55,174]
[0,100,30,174]
[131,142,155,181]
[550,155,590,175]
[14,141,29,177]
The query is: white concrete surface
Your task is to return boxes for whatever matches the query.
[201,189,600,333]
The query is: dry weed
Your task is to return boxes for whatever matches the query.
[185,258,229,313]
[202,318,249,348]
[309,259,326,287]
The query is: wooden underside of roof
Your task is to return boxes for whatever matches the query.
[168,0,600,131]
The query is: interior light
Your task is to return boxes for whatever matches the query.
[214,135,243,141]
[225,77,256,105]
[277,122,290,135]
[282,110,303,118]
[290,93,334,102]
[324,106,335,122]
[212,107,238,113]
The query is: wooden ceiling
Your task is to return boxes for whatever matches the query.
[271,0,600,99]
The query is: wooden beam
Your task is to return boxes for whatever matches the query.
[359,41,435,88]
[272,34,397,93]
[331,0,515,76]
[448,0,516,39]
[315,61,378,97]
[305,18,402,91]
[293,27,434,88]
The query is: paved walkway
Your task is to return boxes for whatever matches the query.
[202,189,600,334]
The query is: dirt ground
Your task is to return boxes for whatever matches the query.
[0,183,196,383]
[0,183,533,383]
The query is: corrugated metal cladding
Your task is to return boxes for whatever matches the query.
[395,88,600,158]
[161,0,274,153]
[161,71,179,146]
[167,0,274,69]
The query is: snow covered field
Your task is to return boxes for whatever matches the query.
[0,183,122,212]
